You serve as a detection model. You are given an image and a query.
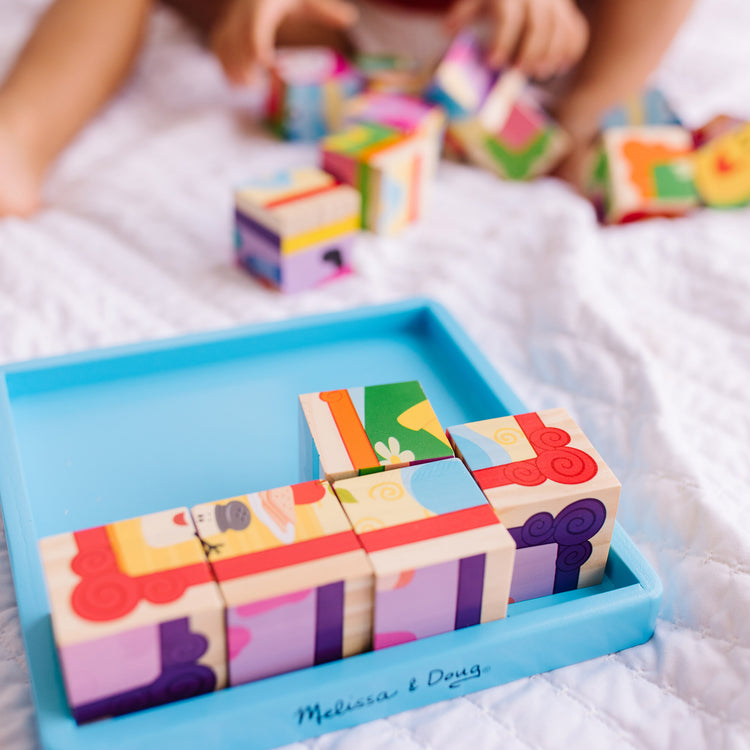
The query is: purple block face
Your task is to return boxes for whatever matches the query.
[235,209,357,293]
[69,618,216,724]
[509,544,557,602]
[373,560,460,650]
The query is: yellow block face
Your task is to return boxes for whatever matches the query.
[107,508,207,577]
[191,481,351,560]
[694,123,750,207]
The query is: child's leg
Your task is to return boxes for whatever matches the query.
[0,0,153,217]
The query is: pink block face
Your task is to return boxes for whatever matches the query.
[499,100,545,150]
[373,560,460,650]
[227,589,317,686]
[351,93,435,134]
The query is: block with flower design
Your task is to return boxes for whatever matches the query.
[299,380,454,483]
[266,47,363,141]
[333,458,515,649]
[191,480,373,686]
[447,408,621,603]
[38,509,226,723]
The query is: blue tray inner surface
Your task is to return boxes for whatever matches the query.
[0,299,660,750]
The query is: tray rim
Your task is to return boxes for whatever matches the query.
[0,297,662,750]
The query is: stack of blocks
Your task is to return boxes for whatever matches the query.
[267,48,363,141]
[39,379,625,724]
[427,32,569,181]
[320,123,431,236]
[191,480,373,685]
[447,408,620,602]
[234,167,360,292]
[38,509,226,723]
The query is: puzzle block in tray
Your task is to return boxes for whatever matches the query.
[596,126,699,224]
[234,167,360,292]
[38,509,226,723]
[299,380,454,483]
[321,123,427,235]
[692,121,750,208]
[266,47,363,141]
[333,458,515,649]
[448,409,620,603]
[191,480,373,686]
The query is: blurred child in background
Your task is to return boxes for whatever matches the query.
[0,0,694,217]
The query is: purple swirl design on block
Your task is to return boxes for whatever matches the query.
[509,498,607,595]
[72,617,216,724]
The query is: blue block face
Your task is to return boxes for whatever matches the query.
[600,89,682,129]
[283,85,327,142]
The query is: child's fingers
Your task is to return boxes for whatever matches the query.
[535,11,570,78]
[304,0,359,28]
[445,0,484,33]
[514,0,555,75]
[487,0,526,68]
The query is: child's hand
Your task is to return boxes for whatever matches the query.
[210,0,358,85]
[446,0,589,79]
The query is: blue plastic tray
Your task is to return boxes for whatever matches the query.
[0,298,661,750]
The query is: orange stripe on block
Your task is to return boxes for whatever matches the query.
[265,182,339,209]
[210,531,362,581]
[319,390,379,470]
[358,504,498,553]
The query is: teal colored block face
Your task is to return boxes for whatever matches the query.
[400,458,488,515]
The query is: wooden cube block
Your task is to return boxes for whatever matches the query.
[600,88,682,129]
[447,409,620,603]
[299,380,454,483]
[425,31,496,119]
[355,54,429,96]
[266,48,363,141]
[597,126,699,224]
[342,92,446,213]
[692,121,750,208]
[321,123,426,235]
[449,86,569,181]
[38,509,226,723]
[191,480,373,685]
[333,458,515,649]
[234,167,360,292]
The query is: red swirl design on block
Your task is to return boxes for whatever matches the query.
[474,412,599,490]
[70,527,213,623]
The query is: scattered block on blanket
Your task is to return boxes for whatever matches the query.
[447,409,620,603]
[449,88,570,180]
[425,31,496,119]
[355,53,429,96]
[692,121,750,208]
[342,91,446,203]
[234,167,360,292]
[299,380,454,483]
[38,509,226,723]
[333,458,515,649]
[596,126,699,224]
[600,88,682,129]
[191,480,373,686]
[266,47,363,141]
[321,123,426,234]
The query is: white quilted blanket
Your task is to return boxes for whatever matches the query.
[1,1,749,748]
